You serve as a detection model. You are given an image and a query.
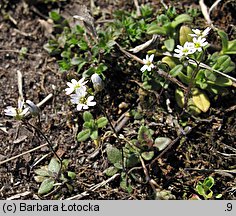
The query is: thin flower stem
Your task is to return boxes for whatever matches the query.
[96,96,126,172]
[22,119,62,178]
[181,57,201,116]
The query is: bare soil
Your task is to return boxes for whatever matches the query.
[0,0,236,200]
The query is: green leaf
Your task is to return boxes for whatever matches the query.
[204,70,217,82]
[218,30,228,53]
[34,166,50,177]
[205,190,213,199]
[170,65,183,77]
[83,67,95,78]
[213,55,235,73]
[147,25,167,35]
[49,11,61,22]
[171,14,192,28]
[62,159,70,170]
[196,184,205,196]
[154,137,172,151]
[207,76,232,87]
[83,111,93,122]
[106,144,122,165]
[204,176,214,189]
[179,25,193,46]
[67,171,76,180]
[164,38,175,51]
[104,166,119,176]
[215,194,222,199]
[120,172,133,193]
[177,71,191,85]
[77,40,88,50]
[48,157,61,174]
[83,121,93,129]
[162,56,178,69]
[225,39,236,54]
[137,125,153,145]
[192,88,210,113]
[38,178,55,195]
[175,88,185,108]
[96,63,108,74]
[125,153,140,167]
[71,57,83,65]
[141,151,154,160]
[188,104,202,116]
[97,117,108,128]
[77,129,91,142]
[77,61,87,73]
[90,130,98,140]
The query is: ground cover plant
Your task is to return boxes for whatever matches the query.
[0,0,236,200]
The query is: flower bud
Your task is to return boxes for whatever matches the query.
[25,100,40,116]
[91,73,104,92]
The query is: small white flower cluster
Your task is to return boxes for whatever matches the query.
[174,27,211,58]
[140,54,155,72]
[65,74,103,111]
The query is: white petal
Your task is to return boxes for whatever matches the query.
[174,48,181,54]
[189,33,197,37]
[83,105,89,109]
[141,65,148,72]
[65,87,74,95]
[67,82,74,88]
[88,101,96,106]
[71,79,78,85]
[192,29,200,35]
[75,87,87,96]
[70,97,78,104]
[76,104,83,111]
[87,96,94,101]
[143,59,148,64]
[203,27,211,36]
[149,54,154,62]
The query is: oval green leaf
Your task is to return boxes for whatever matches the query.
[48,157,61,174]
[192,88,210,113]
[154,137,172,151]
[164,38,175,51]
[97,117,108,128]
[38,178,55,195]
[170,65,183,77]
[83,111,93,122]
[141,151,154,160]
[106,144,122,165]
[77,129,91,142]
[179,25,193,46]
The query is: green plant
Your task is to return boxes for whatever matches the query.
[195,176,222,200]
[146,23,235,114]
[34,157,76,196]
[104,125,172,192]
[76,111,108,145]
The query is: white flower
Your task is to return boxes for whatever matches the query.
[65,78,88,95]
[174,42,196,58]
[4,99,29,120]
[189,27,211,38]
[192,37,208,52]
[70,88,96,111]
[140,54,155,72]
[91,73,104,92]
